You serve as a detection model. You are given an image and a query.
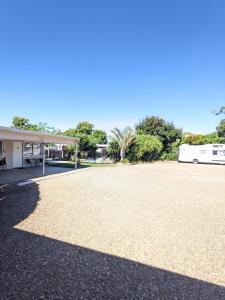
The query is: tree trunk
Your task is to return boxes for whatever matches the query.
[120,148,125,161]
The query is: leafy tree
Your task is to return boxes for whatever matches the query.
[64,122,107,154]
[181,133,203,145]
[216,120,225,137]
[12,116,38,131]
[111,127,136,161]
[136,116,165,136]
[36,122,59,133]
[64,122,93,152]
[75,121,94,135]
[89,130,107,145]
[12,116,59,133]
[215,106,225,115]
[63,128,77,137]
[136,116,182,152]
[107,139,120,162]
[131,134,163,162]
[213,106,225,138]
[182,132,225,145]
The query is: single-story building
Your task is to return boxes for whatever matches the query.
[95,144,110,163]
[0,126,79,175]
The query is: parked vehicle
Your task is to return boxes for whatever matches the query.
[178,144,225,165]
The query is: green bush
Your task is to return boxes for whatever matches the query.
[181,132,225,145]
[127,134,163,162]
[121,158,129,163]
[136,116,182,152]
[162,152,178,161]
[107,140,120,162]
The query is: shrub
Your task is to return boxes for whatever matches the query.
[121,158,129,163]
[162,152,178,161]
[107,140,120,162]
[127,134,163,162]
[136,116,182,152]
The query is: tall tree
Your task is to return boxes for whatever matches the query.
[89,130,107,145]
[64,122,93,152]
[136,116,182,152]
[214,106,225,137]
[111,127,135,161]
[64,122,107,153]
[215,106,225,115]
[216,120,225,137]
[12,116,35,130]
[12,116,58,133]
[75,121,94,135]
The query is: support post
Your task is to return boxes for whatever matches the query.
[43,143,45,176]
[74,142,78,169]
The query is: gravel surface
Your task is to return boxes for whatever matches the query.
[0,162,225,299]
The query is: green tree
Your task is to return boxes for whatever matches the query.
[12,116,58,133]
[133,134,163,161]
[89,130,107,145]
[64,122,93,152]
[63,128,77,137]
[64,122,107,154]
[216,120,225,137]
[214,106,225,138]
[111,127,136,161]
[181,132,225,145]
[136,116,182,152]
[36,122,59,133]
[12,116,38,131]
[215,106,225,115]
[75,121,94,135]
[107,139,120,162]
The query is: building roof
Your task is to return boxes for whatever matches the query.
[0,126,79,144]
[96,144,109,148]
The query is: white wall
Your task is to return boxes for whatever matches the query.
[2,140,13,169]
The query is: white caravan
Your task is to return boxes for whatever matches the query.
[178,144,225,165]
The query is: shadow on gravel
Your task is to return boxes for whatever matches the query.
[0,184,225,299]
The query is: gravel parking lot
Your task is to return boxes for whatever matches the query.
[0,162,225,299]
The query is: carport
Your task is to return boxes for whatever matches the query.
[0,126,79,177]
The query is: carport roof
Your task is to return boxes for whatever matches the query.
[0,126,79,144]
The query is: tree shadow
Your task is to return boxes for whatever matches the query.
[0,183,225,299]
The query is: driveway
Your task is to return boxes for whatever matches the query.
[0,165,73,185]
[0,163,225,299]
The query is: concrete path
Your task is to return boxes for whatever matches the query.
[0,166,73,185]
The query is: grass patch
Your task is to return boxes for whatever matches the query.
[47,161,113,169]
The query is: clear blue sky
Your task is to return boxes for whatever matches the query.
[0,0,224,133]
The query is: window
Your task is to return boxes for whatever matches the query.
[24,142,42,156]
[33,143,41,156]
[212,150,218,156]
[218,150,225,156]
[213,145,223,148]
[0,141,2,156]
[24,143,33,156]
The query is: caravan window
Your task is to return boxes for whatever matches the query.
[218,150,225,156]
[212,150,218,155]
[0,141,2,156]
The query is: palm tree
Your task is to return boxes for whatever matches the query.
[111,127,135,161]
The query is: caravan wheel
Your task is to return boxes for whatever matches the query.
[193,159,199,164]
